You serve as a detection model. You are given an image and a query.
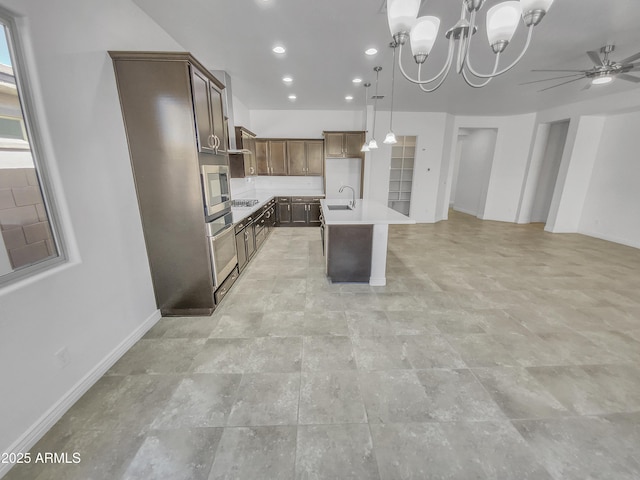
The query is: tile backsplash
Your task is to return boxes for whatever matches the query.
[230,176,323,197]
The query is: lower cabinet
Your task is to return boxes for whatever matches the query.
[308,202,322,226]
[234,216,256,273]
[287,196,323,226]
[277,197,292,225]
[291,203,307,224]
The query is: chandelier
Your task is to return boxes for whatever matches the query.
[386,0,555,91]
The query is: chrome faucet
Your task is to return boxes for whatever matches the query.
[339,185,356,210]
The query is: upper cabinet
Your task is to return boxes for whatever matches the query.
[230,126,257,178]
[306,141,324,175]
[191,68,227,156]
[324,131,365,158]
[256,139,324,176]
[287,140,324,176]
[256,139,288,175]
[269,140,288,175]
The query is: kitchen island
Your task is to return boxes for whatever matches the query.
[320,199,415,286]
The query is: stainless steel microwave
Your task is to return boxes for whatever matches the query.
[201,164,231,219]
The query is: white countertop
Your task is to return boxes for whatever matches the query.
[320,199,415,225]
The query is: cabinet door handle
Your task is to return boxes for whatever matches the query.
[288,205,290,211]
[250,166,254,174]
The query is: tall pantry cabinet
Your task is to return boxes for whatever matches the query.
[110,51,228,316]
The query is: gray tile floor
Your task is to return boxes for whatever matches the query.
[6,211,640,479]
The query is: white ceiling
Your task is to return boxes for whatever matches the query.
[131,0,640,115]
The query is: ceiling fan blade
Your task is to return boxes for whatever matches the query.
[532,69,587,72]
[519,74,584,85]
[539,76,586,92]
[587,50,604,66]
[620,51,640,65]
[617,73,640,83]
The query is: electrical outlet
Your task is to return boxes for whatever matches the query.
[55,347,70,368]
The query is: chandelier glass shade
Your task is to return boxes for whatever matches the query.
[386,0,554,91]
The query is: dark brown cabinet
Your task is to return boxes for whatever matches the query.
[110,51,230,316]
[256,139,288,175]
[278,196,323,226]
[277,197,292,225]
[291,202,307,224]
[306,141,324,175]
[308,201,322,226]
[255,140,268,174]
[234,215,255,273]
[269,140,288,175]
[287,140,324,176]
[230,126,257,178]
[324,131,365,158]
[287,141,306,176]
[235,230,247,272]
[192,68,227,156]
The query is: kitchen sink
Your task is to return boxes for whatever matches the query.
[327,205,353,210]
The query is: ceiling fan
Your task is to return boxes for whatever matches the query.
[522,45,640,92]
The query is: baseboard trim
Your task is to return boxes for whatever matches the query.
[0,309,161,478]
[452,206,477,217]
[578,228,640,250]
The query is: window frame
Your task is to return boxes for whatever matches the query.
[0,6,67,287]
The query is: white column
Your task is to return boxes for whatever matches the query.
[545,115,605,233]
[369,223,389,286]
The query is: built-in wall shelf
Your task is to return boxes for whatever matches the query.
[388,136,416,216]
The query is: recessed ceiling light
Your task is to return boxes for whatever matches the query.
[345,95,354,101]
[352,78,363,84]
[282,76,293,84]
[288,94,297,100]
[272,46,286,54]
[365,48,378,56]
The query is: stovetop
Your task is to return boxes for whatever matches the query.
[231,199,259,207]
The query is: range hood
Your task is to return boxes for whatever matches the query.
[210,69,251,155]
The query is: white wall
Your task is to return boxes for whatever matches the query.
[545,115,605,233]
[435,114,456,221]
[0,0,184,467]
[453,129,497,217]
[232,94,251,130]
[449,134,465,206]
[250,109,363,138]
[446,114,537,222]
[364,110,449,223]
[530,121,569,223]
[579,110,640,248]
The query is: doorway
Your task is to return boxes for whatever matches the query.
[451,128,498,218]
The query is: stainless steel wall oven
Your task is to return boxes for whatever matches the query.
[205,210,237,288]
[201,164,231,220]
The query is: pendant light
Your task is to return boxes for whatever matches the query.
[361,82,371,152]
[369,66,382,150]
[384,45,398,145]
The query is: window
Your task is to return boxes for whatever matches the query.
[0,9,64,284]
